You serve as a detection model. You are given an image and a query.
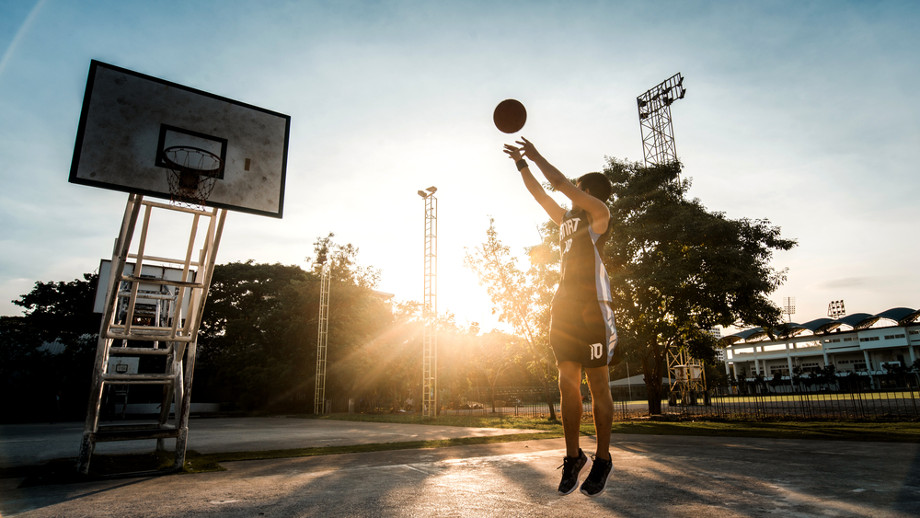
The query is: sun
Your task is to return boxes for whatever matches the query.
[437,268,504,332]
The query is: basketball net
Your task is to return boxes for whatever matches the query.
[163,146,221,209]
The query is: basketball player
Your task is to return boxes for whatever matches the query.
[503,137,617,497]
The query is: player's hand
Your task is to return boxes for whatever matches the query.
[514,137,541,161]
[503,143,523,161]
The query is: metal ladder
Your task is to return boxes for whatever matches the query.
[77,194,226,474]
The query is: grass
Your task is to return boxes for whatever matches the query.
[321,412,920,443]
[9,413,920,485]
[314,412,565,431]
[611,419,920,442]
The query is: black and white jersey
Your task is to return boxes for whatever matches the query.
[556,208,612,303]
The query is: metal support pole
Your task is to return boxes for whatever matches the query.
[418,187,438,418]
[314,264,330,415]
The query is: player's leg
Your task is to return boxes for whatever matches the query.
[582,299,617,460]
[558,360,583,458]
[556,360,587,494]
[584,365,613,460]
[579,300,616,497]
[581,364,614,496]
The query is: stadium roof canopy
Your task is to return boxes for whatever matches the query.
[721,307,918,345]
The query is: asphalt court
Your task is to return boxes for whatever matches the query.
[1,418,919,517]
[0,417,543,469]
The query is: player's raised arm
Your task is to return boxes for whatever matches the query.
[503,142,566,225]
[514,137,610,234]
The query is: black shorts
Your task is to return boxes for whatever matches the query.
[549,297,617,368]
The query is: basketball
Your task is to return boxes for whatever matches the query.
[493,99,527,133]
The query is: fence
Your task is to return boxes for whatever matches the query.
[434,389,920,421]
[666,387,920,420]
[329,385,920,422]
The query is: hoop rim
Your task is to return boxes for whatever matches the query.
[161,145,222,177]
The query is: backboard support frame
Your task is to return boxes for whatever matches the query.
[78,194,226,475]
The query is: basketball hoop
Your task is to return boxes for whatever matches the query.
[162,146,221,207]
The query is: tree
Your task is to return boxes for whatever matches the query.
[197,261,314,411]
[197,235,394,413]
[441,326,516,413]
[0,273,101,422]
[603,159,796,413]
[474,330,515,413]
[13,273,101,345]
[465,218,560,420]
[309,232,381,289]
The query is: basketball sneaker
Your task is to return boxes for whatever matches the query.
[557,449,587,495]
[580,456,613,497]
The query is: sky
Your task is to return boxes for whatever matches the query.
[1,0,918,332]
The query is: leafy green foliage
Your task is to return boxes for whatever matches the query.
[603,158,796,413]
[13,273,101,345]
[464,218,563,419]
[0,273,101,422]
[197,261,315,411]
[197,235,402,413]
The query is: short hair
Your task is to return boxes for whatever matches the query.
[577,172,611,202]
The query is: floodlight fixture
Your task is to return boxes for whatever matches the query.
[783,296,796,323]
[637,72,686,118]
[426,186,437,194]
[636,72,686,166]
[827,299,846,319]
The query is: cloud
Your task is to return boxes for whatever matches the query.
[0,0,47,79]
[816,277,873,290]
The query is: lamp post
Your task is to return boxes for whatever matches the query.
[418,187,438,417]
[638,75,702,406]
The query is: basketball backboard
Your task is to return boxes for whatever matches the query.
[70,60,290,218]
[93,259,195,323]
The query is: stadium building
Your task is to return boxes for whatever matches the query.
[720,307,920,389]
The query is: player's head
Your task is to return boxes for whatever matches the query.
[576,172,612,202]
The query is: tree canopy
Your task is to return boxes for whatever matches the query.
[0,273,101,422]
[603,158,796,412]
[466,158,795,415]
[464,218,563,419]
[197,234,393,412]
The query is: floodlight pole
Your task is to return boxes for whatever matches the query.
[418,187,438,418]
[639,74,703,406]
[784,297,796,323]
[637,72,686,167]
